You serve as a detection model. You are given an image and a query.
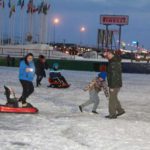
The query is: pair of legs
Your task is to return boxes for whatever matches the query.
[80,89,100,112]
[19,80,34,104]
[36,75,43,87]
[59,76,68,85]
[51,76,68,85]
[109,88,124,116]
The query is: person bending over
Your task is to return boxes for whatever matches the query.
[79,71,109,114]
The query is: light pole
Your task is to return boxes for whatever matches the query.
[53,18,60,44]
[80,26,86,45]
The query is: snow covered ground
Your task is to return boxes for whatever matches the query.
[0,67,150,150]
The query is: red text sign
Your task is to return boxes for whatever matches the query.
[100,15,129,25]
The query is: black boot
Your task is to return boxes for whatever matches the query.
[36,82,39,87]
[92,111,99,114]
[105,115,117,119]
[117,110,125,117]
[79,106,83,112]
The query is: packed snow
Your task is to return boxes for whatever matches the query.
[0,67,150,150]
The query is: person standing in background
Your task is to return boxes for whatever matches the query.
[6,55,11,66]
[35,55,48,87]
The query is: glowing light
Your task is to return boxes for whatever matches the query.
[53,18,60,25]
[136,55,141,59]
[132,41,138,44]
[80,27,86,32]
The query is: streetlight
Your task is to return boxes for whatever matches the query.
[80,26,86,46]
[80,26,86,32]
[54,18,60,24]
[53,18,60,44]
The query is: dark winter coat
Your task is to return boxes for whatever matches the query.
[35,61,48,77]
[107,55,122,88]
[49,69,62,79]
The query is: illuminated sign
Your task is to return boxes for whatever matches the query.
[100,15,129,25]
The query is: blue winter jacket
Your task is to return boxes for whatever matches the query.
[19,60,35,82]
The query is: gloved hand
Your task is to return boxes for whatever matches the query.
[110,88,114,92]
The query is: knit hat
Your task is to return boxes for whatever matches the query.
[53,63,59,69]
[98,72,107,80]
[99,65,107,72]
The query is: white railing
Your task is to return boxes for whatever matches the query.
[0,47,75,60]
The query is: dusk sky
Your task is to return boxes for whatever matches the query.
[1,0,150,49]
[50,0,150,48]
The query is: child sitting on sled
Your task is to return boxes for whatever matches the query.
[4,86,18,108]
[79,66,109,114]
[0,86,38,113]
[48,63,70,88]
[4,86,33,108]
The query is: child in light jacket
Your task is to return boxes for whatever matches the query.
[79,72,109,114]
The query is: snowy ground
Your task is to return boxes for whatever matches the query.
[0,67,150,150]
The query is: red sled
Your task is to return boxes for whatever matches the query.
[0,105,38,114]
[0,86,39,114]
[48,78,70,89]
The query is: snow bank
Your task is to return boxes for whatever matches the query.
[0,67,150,150]
[0,44,53,51]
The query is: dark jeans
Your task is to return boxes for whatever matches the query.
[36,75,43,87]
[19,80,34,104]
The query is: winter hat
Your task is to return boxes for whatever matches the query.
[98,72,107,80]
[39,55,45,59]
[53,63,59,69]
[99,65,107,72]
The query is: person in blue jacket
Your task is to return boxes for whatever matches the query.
[18,53,35,107]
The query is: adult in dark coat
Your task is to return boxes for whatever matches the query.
[36,55,48,87]
[104,51,125,119]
